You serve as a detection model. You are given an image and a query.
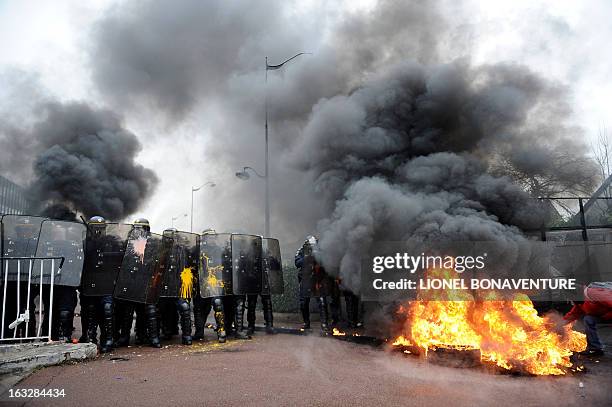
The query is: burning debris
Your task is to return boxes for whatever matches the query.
[392,299,586,375]
[390,267,587,376]
[332,328,346,336]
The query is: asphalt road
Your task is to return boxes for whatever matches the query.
[2,328,611,407]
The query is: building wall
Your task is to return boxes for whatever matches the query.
[0,175,30,215]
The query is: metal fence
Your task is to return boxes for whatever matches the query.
[524,197,612,290]
[0,256,63,342]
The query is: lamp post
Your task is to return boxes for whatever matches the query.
[191,181,216,232]
[237,52,310,237]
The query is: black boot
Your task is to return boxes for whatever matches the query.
[178,299,192,345]
[145,304,161,348]
[159,299,173,340]
[86,302,98,344]
[192,299,208,341]
[262,295,275,334]
[300,296,311,330]
[222,296,235,336]
[246,295,257,336]
[79,307,89,343]
[135,307,147,345]
[318,296,330,335]
[115,304,134,347]
[234,296,250,339]
[100,302,114,353]
[57,310,73,343]
[212,298,226,343]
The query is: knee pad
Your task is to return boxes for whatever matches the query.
[213,298,223,308]
[177,300,191,313]
[103,302,113,315]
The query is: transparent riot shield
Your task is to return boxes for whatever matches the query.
[32,220,86,286]
[114,229,164,304]
[1,215,45,282]
[160,231,199,299]
[262,238,283,295]
[199,233,231,298]
[81,223,131,296]
[231,234,263,295]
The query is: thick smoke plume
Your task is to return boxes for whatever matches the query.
[85,0,597,258]
[28,102,159,220]
[291,60,597,292]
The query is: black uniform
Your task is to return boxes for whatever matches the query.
[294,238,330,334]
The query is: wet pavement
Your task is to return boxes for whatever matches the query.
[1,322,610,407]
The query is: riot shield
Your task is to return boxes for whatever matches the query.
[32,220,86,286]
[80,223,131,296]
[114,229,164,304]
[299,242,330,297]
[160,231,199,299]
[199,233,232,298]
[231,234,263,295]
[262,238,283,295]
[1,215,45,282]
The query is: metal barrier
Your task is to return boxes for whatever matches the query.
[0,256,64,342]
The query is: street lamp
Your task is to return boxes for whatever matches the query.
[238,52,310,237]
[191,181,216,232]
[235,166,265,180]
[172,213,187,228]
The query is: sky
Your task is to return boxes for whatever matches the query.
[0,0,610,251]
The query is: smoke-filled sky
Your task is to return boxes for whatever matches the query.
[0,0,611,261]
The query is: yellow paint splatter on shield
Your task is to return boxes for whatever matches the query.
[180,267,194,299]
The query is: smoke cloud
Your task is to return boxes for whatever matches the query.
[83,0,598,283]
[292,60,596,292]
[28,102,159,220]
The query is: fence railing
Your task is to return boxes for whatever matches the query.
[0,256,64,343]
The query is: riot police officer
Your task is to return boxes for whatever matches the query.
[245,236,277,335]
[115,218,162,348]
[192,229,227,343]
[79,216,116,352]
[295,236,330,334]
[158,228,194,345]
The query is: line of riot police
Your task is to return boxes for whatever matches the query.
[0,214,284,352]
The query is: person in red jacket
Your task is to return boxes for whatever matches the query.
[564,282,612,356]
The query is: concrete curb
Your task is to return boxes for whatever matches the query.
[0,342,98,396]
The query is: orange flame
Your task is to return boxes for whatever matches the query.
[393,265,587,375]
[332,328,346,336]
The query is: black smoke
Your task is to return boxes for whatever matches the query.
[291,60,597,292]
[27,102,158,220]
[39,203,77,222]
[84,0,597,274]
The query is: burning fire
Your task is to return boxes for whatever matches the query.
[392,267,587,375]
[332,328,346,336]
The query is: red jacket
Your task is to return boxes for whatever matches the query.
[564,301,612,322]
[564,284,612,322]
